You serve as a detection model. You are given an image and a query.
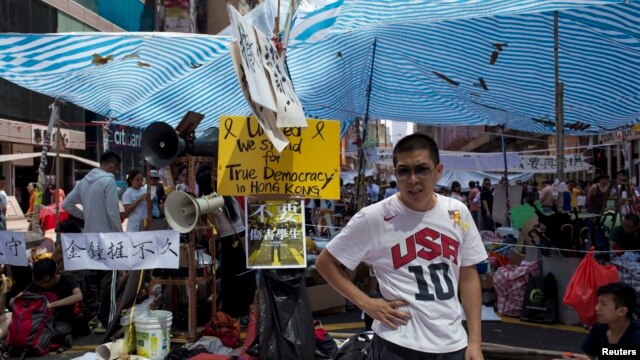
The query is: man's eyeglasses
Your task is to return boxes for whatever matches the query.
[395,165,434,181]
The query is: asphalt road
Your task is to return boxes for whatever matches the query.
[20,307,586,360]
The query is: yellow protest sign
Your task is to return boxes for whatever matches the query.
[217,116,340,199]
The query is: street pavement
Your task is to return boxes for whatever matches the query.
[19,308,587,359]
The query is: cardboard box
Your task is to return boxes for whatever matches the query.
[542,254,582,325]
[558,304,580,325]
[305,267,328,286]
[307,283,345,313]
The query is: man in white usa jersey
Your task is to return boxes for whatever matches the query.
[317,133,487,360]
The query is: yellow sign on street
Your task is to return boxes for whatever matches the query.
[217,116,340,199]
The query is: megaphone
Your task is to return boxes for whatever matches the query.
[164,191,224,233]
[141,121,219,168]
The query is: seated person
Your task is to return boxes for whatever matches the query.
[555,282,640,360]
[0,266,12,341]
[10,258,82,353]
[610,214,640,251]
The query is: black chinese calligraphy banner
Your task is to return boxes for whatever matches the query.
[0,231,28,266]
[60,230,180,270]
[518,155,592,173]
[245,198,306,269]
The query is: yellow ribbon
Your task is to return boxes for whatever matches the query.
[453,210,471,230]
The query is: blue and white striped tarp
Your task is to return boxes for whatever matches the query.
[0,0,637,136]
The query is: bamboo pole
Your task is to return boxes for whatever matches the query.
[32,100,61,235]
[355,39,378,211]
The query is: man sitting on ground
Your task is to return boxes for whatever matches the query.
[556,282,640,359]
[10,258,83,353]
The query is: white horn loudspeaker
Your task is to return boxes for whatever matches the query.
[164,191,224,233]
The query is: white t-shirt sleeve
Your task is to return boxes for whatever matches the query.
[122,188,134,205]
[325,210,373,270]
[458,205,488,266]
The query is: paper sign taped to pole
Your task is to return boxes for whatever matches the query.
[218,116,341,199]
[230,41,289,153]
[228,4,276,112]
[245,198,306,269]
[61,230,180,270]
[254,27,307,128]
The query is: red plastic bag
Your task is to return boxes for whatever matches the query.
[562,250,619,324]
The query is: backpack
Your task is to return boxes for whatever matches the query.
[335,332,372,360]
[7,291,60,357]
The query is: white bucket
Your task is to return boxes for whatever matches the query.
[134,310,172,360]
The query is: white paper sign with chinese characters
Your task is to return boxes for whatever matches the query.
[228,4,307,152]
[61,230,180,270]
[0,232,28,266]
[254,29,306,128]
[229,42,290,152]
[228,4,276,113]
[517,154,593,173]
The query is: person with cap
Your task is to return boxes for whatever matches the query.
[149,169,165,219]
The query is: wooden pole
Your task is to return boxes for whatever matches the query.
[54,119,62,232]
[554,11,565,181]
[501,127,510,227]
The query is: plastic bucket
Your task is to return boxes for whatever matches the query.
[134,310,172,360]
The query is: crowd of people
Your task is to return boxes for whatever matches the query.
[3,137,640,358]
[0,151,258,354]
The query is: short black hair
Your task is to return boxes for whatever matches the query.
[451,181,461,190]
[100,151,121,166]
[598,282,637,319]
[32,258,57,282]
[0,175,5,181]
[389,180,397,188]
[468,181,476,189]
[126,169,144,187]
[393,133,439,167]
[195,165,213,196]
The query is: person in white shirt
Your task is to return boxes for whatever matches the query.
[317,133,487,360]
[121,169,149,232]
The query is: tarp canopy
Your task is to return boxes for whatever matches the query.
[0,0,636,136]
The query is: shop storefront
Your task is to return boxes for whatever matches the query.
[0,118,86,213]
[107,123,145,193]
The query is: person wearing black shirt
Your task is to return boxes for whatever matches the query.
[556,282,640,359]
[10,259,82,353]
[610,214,640,251]
[480,178,494,231]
